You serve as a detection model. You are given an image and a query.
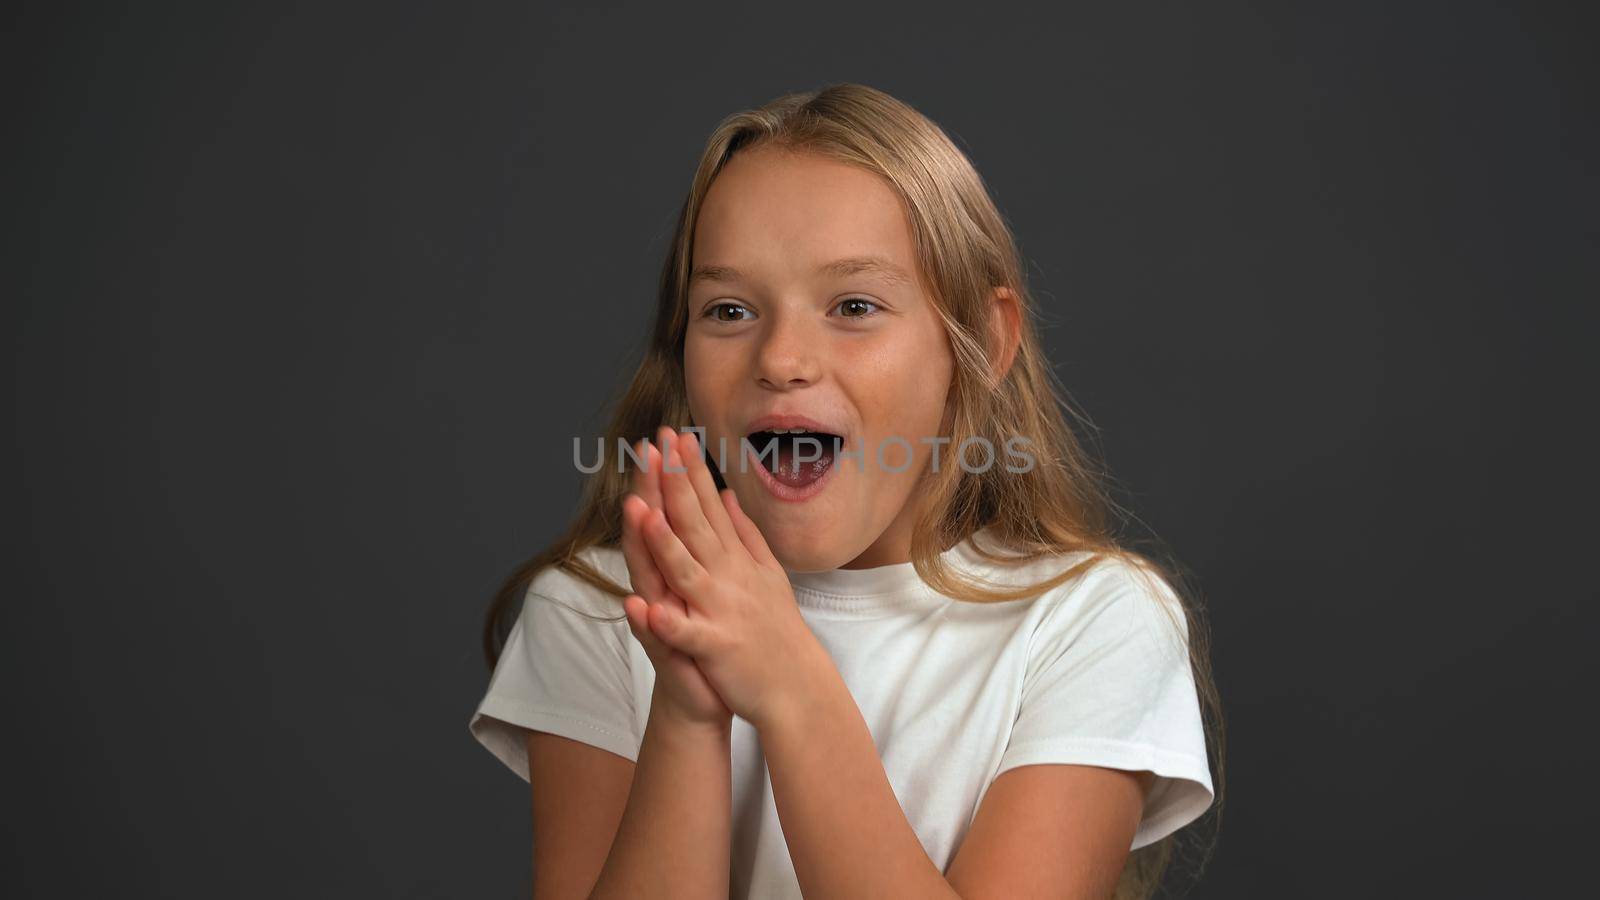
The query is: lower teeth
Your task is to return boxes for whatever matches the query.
[772,444,834,487]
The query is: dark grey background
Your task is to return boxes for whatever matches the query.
[10,1,1594,897]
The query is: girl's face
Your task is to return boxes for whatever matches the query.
[683,146,955,572]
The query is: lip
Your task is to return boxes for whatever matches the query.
[743,412,849,444]
[745,442,839,503]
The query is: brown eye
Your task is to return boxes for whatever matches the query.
[834,297,881,318]
[705,302,753,322]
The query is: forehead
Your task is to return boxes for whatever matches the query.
[691,147,920,285]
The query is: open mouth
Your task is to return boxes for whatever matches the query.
[744,429,843,497]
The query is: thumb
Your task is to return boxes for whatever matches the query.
[647,599,716,657]
[622,594,669,658]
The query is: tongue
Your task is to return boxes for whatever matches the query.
[773,441,835,488]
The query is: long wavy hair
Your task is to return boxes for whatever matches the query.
[480,82,1225,898]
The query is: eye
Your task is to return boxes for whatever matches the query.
[703,302,754,323]
[832,297,882,319]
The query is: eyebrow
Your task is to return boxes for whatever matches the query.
[688,255,915,289]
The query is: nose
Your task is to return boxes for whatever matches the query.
[753,311,820,390]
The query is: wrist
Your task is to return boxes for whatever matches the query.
[649,687,733,737]
[751,640,837,737]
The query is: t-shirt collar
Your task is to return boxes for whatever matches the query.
[783,527,994,610]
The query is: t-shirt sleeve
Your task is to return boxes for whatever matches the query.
[994,559,1215,850]
[468,556,647,780]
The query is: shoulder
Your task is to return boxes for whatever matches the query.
[961,538,1189,656]
[960,531,1178,605]
[950,528,1102,595]
[1035,554,1191,658]
[525,544,633,620]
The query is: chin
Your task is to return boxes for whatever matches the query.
[761,526,857,573]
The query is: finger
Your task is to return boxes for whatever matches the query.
[620,493,669,601]
[622,593,650,643]
[722,487,781,570]
[657,427,724,564]
[630,572,698,651]
[634,439,665,511]
[650,579,696,629]
[647,595,718,657]
[622,593,669,657]
[631,530,696,623]
[623,481,698,616]
[677,430,745,556]
[642,503,711,601]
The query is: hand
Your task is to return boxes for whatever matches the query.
[637,426,826,732]
[618,435,732,729]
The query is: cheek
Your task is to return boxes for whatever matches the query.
[682,337,727,420]
[683,344,755,460]
[852,329,954,438]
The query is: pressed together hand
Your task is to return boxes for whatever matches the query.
[619,432,732,728]
[618,426,824,733]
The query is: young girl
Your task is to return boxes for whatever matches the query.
[471,83,1223,900]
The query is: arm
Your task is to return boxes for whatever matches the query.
[526,730,634,899]
[584,435,735,899]
[585,686,732,900]
[759,644,1148,899]
[945,765,1151,899]
[757,641,958,899]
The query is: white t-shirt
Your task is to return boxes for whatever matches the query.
[469,527,1214,898]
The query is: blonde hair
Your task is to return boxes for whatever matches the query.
[480,82,1225,897]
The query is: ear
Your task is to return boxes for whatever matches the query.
[986,286,1022,385]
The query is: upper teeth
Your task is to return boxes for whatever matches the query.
[768,427,814,434]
